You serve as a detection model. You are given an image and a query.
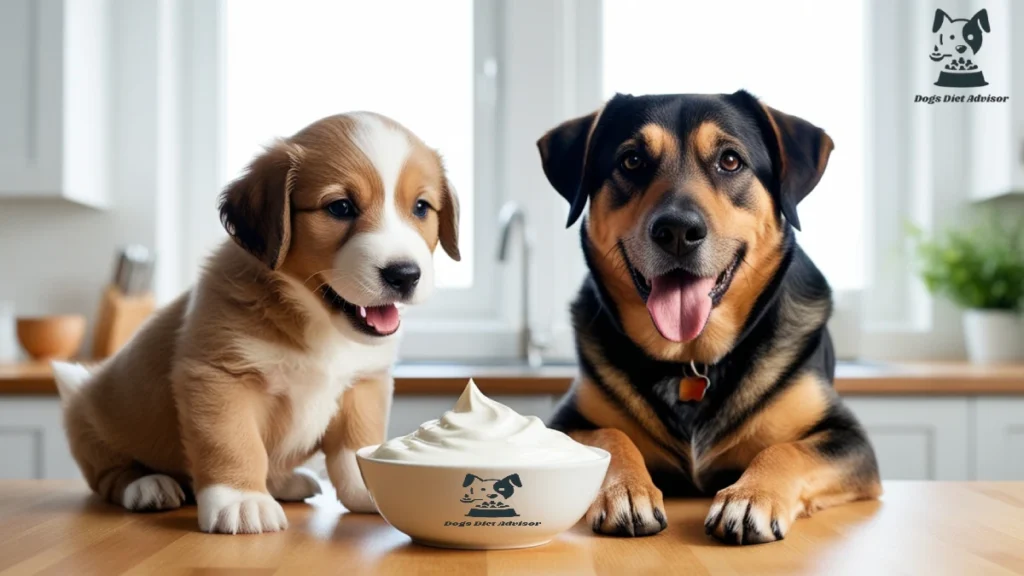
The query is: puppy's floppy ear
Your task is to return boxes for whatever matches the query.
[733,90,833,231]
[439,177,461,261]
[219,140,304,269]
[503,473,522,488]
[968,9,990,33]
[932,9,953,32]
[462,474,482,488]
[537,110,599,227]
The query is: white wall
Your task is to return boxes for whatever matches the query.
[0,0,182,355]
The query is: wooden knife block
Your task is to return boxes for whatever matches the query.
[92,286,155,359]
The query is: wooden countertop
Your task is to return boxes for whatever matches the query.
[0,481,1021,575]
[4,360,1024,397]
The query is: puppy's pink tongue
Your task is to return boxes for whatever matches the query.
[646,275,716,342]
[365,304,400,334]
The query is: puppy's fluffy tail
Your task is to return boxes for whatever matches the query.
[51,362,92,405]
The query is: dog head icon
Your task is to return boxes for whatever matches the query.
[930,9,990,87]
[461,473,522,517]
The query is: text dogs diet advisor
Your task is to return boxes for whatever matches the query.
[915,94,1009,104]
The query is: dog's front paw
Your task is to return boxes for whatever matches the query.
[268,468,323,502]
[196,485,288,534]
[337,484,376,514]
[122,474,186,511]
[587,477,667,537]
[704,483,798,545]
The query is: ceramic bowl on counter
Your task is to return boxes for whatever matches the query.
[16,315,86,361]
[356,380,609,549]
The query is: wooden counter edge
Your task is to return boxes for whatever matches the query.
[4,362,1024,396]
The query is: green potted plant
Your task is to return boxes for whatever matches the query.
[910,217,1024,364]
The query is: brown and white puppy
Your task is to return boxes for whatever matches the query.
[538,92,880,544]
[53,112,459,534]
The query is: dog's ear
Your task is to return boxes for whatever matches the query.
[503,473,522,488]
[932,9,953,32]
[462,474,482,488]
[537,110,599,227]
[439,176,461,261]
[219,140,304,269]
[733,90,833,231]
[968,9,990,33]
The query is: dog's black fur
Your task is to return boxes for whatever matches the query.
[538,91,881,543]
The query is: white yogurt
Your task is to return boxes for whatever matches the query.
[368,380,601,466]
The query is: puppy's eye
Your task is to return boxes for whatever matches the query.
[413,199,432,220]
[950,35,955,40]
[718,150,743,173]
[326,199,357,219]
[619,152,644,171]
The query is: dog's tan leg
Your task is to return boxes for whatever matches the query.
[176,374,287,534]
[64,401,185,511]
[704,435,882,545]
[321,372,393,514]
[267,468,322,502]
[570,428,667,536]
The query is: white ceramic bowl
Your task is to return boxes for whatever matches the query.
[356,446,610,550]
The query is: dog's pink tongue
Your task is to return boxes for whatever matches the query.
[646,275,716,342]
[365,304,400,334]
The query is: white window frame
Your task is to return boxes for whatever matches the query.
[173,0,979,363]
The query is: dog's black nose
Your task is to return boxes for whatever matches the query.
[956,45,968,54]
[380,262,421,296]
[650,209,708,257]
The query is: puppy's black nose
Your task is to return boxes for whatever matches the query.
[650,209,708,257]
[380,262,421,296]
[956,45,968,54]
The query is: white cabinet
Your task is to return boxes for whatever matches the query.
[0,0,110,208]
[0,398,79,479]
[845,397,971,480]
[0,394,1021,482]
[974,398,1024,480]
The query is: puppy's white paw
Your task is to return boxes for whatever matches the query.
[196,485,288,534]
[268,468,323,502]
[122,474,185,511]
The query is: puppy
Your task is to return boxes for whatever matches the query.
[461,473,522,517]
[930,9,990,87]
[54,112,459,534]
[537,91,881,544]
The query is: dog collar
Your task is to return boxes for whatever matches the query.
[678,360,711,402]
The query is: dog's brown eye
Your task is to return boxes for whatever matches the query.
[326,199,357,219]
[718,151,742,173]
[620,152,644,171]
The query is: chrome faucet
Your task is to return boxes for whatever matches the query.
[497,201,545,368]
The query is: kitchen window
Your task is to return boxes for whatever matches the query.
[178,0,957,362]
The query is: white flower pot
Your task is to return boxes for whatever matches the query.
[962,309,1024,364]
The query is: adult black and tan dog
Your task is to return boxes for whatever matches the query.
[537,91,880,544]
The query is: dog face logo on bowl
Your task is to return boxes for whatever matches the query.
[461,474,521,517]
[930,9,990,87]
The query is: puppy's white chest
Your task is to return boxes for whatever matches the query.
[276,368,348,462]
[239,339,354,463]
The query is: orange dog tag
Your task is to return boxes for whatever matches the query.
[678,376,710,402]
